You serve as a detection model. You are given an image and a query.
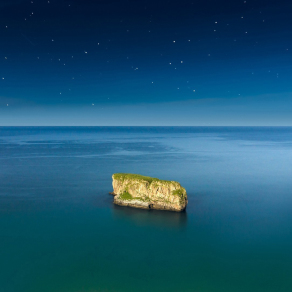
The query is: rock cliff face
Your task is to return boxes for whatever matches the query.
[111,173,188,212]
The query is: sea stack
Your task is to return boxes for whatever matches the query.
[111,173,188,212]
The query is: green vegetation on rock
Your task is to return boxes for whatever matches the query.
[113,173,173,185]
[119,191,133,200]
[118,192,151,203]
[172,189,185,197]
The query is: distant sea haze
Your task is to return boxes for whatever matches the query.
[1,127,292,292]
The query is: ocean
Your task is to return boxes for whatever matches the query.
[0,127,291,292]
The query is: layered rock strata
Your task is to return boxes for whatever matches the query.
[111,173,188,212]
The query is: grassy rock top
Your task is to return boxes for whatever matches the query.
[113,173,174,185]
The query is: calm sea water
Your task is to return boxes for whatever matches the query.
[0,127,292,292]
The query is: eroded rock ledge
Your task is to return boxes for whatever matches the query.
[111,173,188,212]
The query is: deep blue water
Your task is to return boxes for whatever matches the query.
[0,127,292,292]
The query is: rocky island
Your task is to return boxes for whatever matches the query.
[111,173,188,212]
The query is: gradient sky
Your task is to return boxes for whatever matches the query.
[1,0,292,125]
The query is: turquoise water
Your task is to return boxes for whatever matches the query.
[1,127,292,292]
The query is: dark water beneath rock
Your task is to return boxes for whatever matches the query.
[1,127,292,292]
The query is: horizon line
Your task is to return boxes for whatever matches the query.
[1,125,292,128]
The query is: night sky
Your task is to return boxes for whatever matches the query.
[1,0,292,125]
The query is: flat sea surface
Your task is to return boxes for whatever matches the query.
[0,127,292,292]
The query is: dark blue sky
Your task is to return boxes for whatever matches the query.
[1,0,292,125]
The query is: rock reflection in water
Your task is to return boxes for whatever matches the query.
[112,203,187,229]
